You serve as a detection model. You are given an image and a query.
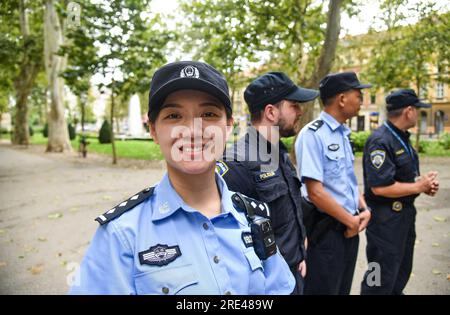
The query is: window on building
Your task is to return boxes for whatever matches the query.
[436,82,444,99]
[370,92,376,104]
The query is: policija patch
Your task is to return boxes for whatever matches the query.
[370,150,386,169]
[139,244,182,267]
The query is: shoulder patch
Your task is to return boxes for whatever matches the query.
[370,150,386,169]
[308,119,324,132]
[95,186,155,225]
[215,160,229,177]
[231,192,270,219]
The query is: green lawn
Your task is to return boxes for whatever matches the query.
[24,132,450,160]
[30,133,164,160]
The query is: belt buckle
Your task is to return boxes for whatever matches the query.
[392,201,403,212]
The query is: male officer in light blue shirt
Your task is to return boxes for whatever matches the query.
[295,72,372,295]
[69,61,295,295]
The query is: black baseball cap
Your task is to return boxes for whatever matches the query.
[244,72,319,113]
[386,89,431,111]
[319,71,372,99]
[148,61,231,120]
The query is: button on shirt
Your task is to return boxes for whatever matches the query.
[295,111,359,215]
[69,173,295,295]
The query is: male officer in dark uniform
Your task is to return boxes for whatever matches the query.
[219,72,319,294]
[361,89,439,295]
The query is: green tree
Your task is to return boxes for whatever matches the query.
[365,1,450,149]
[180,0,357,124]
[0,0,44,145]
[44,0,72,152]
[62,0,174,164]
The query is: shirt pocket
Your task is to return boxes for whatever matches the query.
[134,263,199,295]
[244,249,266,294]
[395,154,415,181]
[324,151,345,176]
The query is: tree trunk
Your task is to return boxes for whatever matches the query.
[291,0,344,163]
[299,0,343,127]
[80,94,85,133]
[110,82,117,164]
[44,0,72,152]
[12,0,41,145]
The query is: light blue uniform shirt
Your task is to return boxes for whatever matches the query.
[295,111,359,215]
[69,173,294,295]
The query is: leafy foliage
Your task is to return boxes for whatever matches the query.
[68,123,76,140]
[98,120,112,144]
[43,123,48,138]
[350,131,371,152]
[180,0,357,91]
[364,1,450,91]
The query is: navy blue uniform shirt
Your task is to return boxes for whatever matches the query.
[219,127,306,268]
[363,120,420,204]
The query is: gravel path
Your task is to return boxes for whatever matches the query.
[0,143,448,294]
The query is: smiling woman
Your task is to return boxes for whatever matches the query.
[69,61,295,295]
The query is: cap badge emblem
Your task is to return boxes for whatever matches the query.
[180,65,199,78]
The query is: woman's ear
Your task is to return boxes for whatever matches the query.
[149,122,159,144]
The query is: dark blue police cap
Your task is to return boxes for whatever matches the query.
[319,71,372,99]
[148,61,231,119]
[244,72,319,112]
[386,88,431,111]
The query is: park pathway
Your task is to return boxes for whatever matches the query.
[0,144,448,294]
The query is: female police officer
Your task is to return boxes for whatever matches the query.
[69,61,295,295]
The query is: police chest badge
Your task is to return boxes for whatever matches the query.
[328,144,340,151]
[370,150,386,169]
[139,244,182,266]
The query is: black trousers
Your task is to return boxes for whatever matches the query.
[361,203,416,295]
[304,228,359,295]
[290,265,305,295]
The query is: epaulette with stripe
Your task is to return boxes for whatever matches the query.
[95,186,155,225]
[231,193,270,219]
[308,119,324,131]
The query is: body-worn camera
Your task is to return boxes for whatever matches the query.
[232,193,277,260]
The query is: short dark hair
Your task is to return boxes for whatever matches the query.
[249,100,283,123]
[148,103,232,124]
[320,94,338,107]
[386,107,406,119]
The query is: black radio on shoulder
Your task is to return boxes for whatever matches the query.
[232,193,277,260]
